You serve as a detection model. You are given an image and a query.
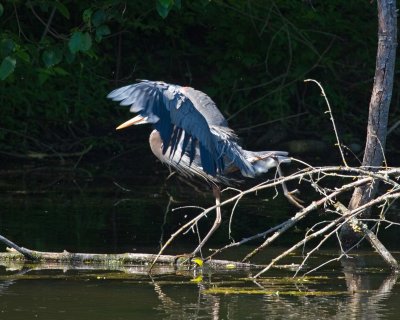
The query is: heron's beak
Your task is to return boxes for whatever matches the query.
[116,115,147,130]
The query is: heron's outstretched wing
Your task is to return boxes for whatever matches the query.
[107,80,255,177]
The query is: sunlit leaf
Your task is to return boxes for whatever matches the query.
[0,56,16,80]
[68,32,92,54]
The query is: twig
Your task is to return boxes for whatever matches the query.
[40,6,56,42]
[159,196,174,248]
[28,1,68,40]
[304,79,348,167]
[387,119,400,135]
[228,193,244,240]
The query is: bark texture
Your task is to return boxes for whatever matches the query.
[341,0,397,249]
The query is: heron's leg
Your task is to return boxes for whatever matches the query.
[276,166,304,209]
[192,185,221,256]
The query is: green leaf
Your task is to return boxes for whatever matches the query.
[15,50,30,63]
[92,10,107,27]
[53,67,69,76]
[82,8,93,24]
[0,4,4,17]
[0,39,15,57]
[38,68,51,85]
[54,1,70,19]
[42,48,62,67]
[68,32,92,54]
[156,0,174,18]
[0,56,16,80]
[95,25,111,42]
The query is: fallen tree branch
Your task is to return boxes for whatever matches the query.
[241,177,373,262]
[155,164,400,265]
[0,247,261,271]
[251,191,400,278]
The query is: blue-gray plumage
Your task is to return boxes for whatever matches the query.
[108,80,290,255]
[108,80,290,185]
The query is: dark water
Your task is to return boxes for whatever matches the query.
[0,259,399,320]
[0,165,400,319]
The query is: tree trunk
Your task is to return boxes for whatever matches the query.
[340,0,397,249]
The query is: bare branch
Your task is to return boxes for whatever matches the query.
[304,79,348,167]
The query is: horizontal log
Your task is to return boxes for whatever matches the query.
[0,248,261,271]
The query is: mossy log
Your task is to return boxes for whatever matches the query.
[0,247,260,271]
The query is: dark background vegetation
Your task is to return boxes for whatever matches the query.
[1,0,399,169]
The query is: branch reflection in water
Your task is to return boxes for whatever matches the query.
[0,254,398,319]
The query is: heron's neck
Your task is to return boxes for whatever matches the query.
[149,130,165,162]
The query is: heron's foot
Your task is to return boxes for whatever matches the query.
[289,189,304,201]
[284,189,305,209]
[288,188,300,196]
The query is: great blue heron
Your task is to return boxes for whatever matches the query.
[108,80,291,255]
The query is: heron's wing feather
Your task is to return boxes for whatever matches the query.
[108,81,174,149]
[107,80,255,177]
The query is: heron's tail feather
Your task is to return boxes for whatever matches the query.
[244,150,290,175]
[210,125,256,178]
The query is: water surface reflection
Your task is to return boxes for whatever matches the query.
[0,257,398,320]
